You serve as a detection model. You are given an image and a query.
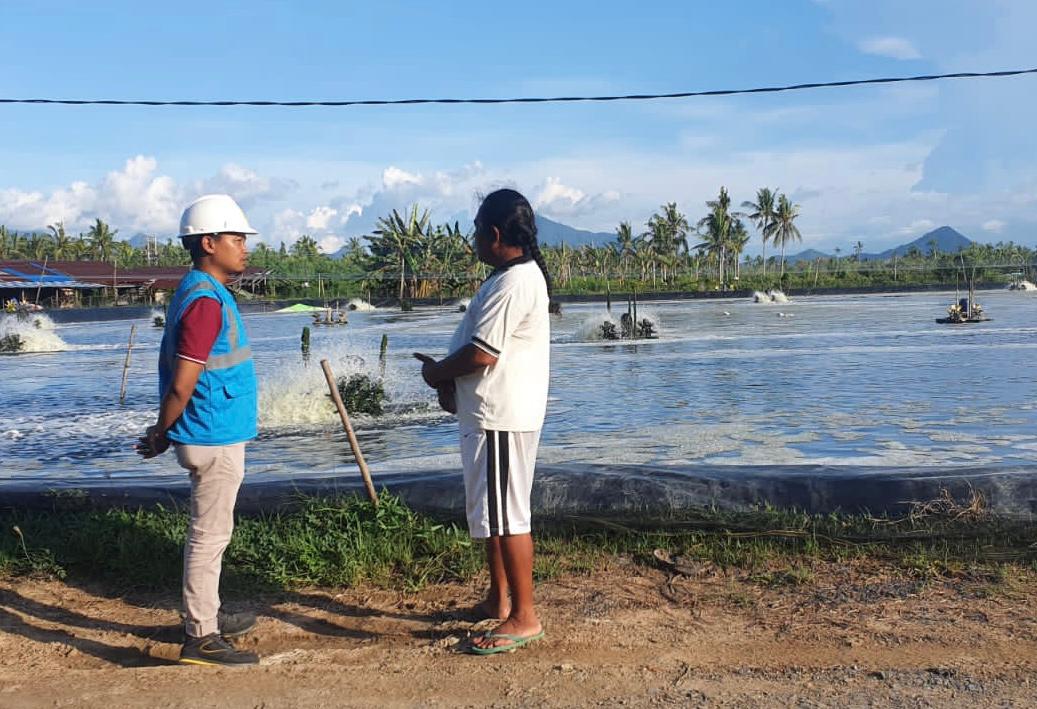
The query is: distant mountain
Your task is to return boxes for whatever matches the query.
[866,226,972,260]
[786,226,973,263]
[784,248,830,264]
[535,216,614,247]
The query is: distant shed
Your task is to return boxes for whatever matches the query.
[0,261,270,307]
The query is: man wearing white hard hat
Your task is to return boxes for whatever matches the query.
[136,194,261,666]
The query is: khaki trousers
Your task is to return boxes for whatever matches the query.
[175,442,246,638]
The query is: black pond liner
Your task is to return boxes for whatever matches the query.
[2,464,1037,520]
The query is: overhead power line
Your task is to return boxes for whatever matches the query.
[2,67,1036,108]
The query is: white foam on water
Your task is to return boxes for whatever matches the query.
[0,409,154,445]
[568,312,619,342]
[561,309,662,343]
[258,342,435,428]
[1007,280,1037,291]
[0,313,68,353]
[751,290,789,304]
[347,298,377,311]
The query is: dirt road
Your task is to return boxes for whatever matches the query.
[1,558,1035,707]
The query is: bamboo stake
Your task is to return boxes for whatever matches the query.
[626,288,634,337]
[119,324,137,405]
[320,359,378,506]
[379,334,389,379]
[34,256,48,306]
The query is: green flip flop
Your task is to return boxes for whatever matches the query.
[466,630,545,656]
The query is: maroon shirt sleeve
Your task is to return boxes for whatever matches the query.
[176,297,222,364]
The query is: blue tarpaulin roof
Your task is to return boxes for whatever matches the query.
[0,279,102,289]
[0,263,105,289]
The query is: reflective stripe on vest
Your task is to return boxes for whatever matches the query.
[164,278,249,371]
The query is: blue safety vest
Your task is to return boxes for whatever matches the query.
[158,269,258,445]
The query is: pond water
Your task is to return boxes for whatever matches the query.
[1,290,1035,489]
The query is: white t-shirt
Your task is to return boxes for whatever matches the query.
[448,258,550,432]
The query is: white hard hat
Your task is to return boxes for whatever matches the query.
[178,194,257,237]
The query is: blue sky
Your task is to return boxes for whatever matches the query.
[1,0,1034,254]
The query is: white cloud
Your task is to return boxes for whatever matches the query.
[5,145,1036,258]
[317,235,346,254]
[896,218,936,236]
[382,166,423,190]
[267,204,355,252]
[196,163,296,208]
[0,155,178,234]
[99,156,181,233]
[533,177,621,219]
[534,177,585,210]
[0,156,302,241]
[858,36,922,60]
[305,206,338,231]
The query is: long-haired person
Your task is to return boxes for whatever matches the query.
[415,188,551,654]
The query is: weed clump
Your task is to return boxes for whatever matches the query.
[0,333,23,353]
[336,373,386,416]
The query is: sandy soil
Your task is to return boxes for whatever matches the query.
[1,558,1036,708]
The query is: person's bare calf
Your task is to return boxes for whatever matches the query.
[473,533,541,649]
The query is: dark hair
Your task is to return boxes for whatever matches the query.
[476,189,554,307]
[181,233,221,262]
[181,235,206,261]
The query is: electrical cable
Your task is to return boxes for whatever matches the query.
[1,68,1035,108]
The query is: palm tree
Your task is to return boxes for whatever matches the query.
[696,187,739,287]
[729,219,750,279]
[47,222,75,260]
[291,235,321,259]
[742,187,777,277]
[370,204,430,305]
[28,232,52,261]
[765,194,802,283]
[87,219,118,262]
[615,222,635,280]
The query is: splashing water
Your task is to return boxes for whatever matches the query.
[1008,280,1037,291]
[568,310,661,342]
[347,298,377,312]
[0,313,67,353]
[455,298,471,312]
[258,343,432,427]
[570,312,620,341]
[752,290,790,304]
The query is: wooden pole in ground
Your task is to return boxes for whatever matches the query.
[119,324,137,405]
[320,359,378,506]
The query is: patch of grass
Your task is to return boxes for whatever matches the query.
[0,493,479,592]
[751,564,815,588]
[3,492,1036,594]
